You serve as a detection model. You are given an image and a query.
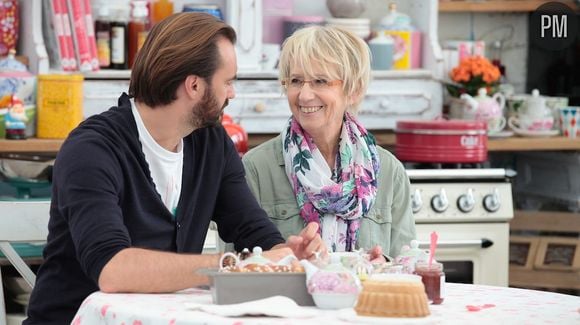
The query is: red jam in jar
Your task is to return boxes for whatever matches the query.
[414,261,445,305]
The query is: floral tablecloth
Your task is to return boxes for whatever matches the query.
[72,283,580,324]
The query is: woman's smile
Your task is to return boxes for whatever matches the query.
[299,105,325,114]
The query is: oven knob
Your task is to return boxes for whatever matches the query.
[483,188,501,212]
[457,188,475,212]
[411,189,422,213]
[430,188,448,213]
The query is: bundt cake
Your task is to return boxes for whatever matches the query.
[355,274,430,318]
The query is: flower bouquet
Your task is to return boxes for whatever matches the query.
[446,56,501,98]
[445,56,502,120]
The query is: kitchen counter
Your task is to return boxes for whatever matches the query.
[3,133,580,154]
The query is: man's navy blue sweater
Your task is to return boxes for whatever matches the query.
[25,94,284,324]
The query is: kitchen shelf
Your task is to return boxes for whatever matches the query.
[0,139,63,154]
[439,0,578,13]
[250,132,580,151]
[486,136,580,151]
[3,133,580,154]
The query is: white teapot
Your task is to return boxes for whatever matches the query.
[460,88,506,120]
[523,89,550,118]
[460,88,507,133]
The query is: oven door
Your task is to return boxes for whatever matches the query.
[415,223,510,286]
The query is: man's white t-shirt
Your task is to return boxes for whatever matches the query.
[131,100,183,216]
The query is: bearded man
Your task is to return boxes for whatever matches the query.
[25,13,325,325]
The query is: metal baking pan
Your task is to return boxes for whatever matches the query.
[203,270,314,306]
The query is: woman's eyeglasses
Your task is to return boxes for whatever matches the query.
[281,78,343,90]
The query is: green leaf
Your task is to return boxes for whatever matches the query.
[302,158,310,171]
[293,155,302,168]
[293,150,312,174]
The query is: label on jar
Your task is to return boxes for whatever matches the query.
[111,26,126,64]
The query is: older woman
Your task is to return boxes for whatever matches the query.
[242,26,415,259]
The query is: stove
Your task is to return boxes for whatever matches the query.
[406,168,514,287]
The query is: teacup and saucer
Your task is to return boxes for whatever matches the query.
[508,115,558,137]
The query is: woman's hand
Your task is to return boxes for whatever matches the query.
[285,222,327,260]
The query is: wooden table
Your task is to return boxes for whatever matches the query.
[71,283,580,324]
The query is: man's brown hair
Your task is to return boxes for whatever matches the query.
[129,13,236,107]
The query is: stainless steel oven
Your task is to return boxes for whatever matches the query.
[407,169,514,286]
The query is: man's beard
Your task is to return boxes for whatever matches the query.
[190,86,229,129]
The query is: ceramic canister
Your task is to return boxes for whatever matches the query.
[368,34,394,70]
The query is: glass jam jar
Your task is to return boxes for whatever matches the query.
[414,261,445,305]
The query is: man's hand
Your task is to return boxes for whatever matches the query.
[368,245,387,264]
[285,222,327,260]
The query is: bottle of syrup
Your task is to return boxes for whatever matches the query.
[95,5,111,69]
[129,1,149,68]
[110,9,129,70]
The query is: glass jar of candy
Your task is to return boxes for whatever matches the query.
[0,0,18,56]
[414,261,445,305]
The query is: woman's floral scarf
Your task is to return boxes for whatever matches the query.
[282,113,380,252]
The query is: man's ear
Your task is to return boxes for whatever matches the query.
[184,75,202,99]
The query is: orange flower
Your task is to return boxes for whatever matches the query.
[448,56,501,97]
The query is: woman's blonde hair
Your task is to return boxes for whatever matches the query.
[278,25,371,113]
